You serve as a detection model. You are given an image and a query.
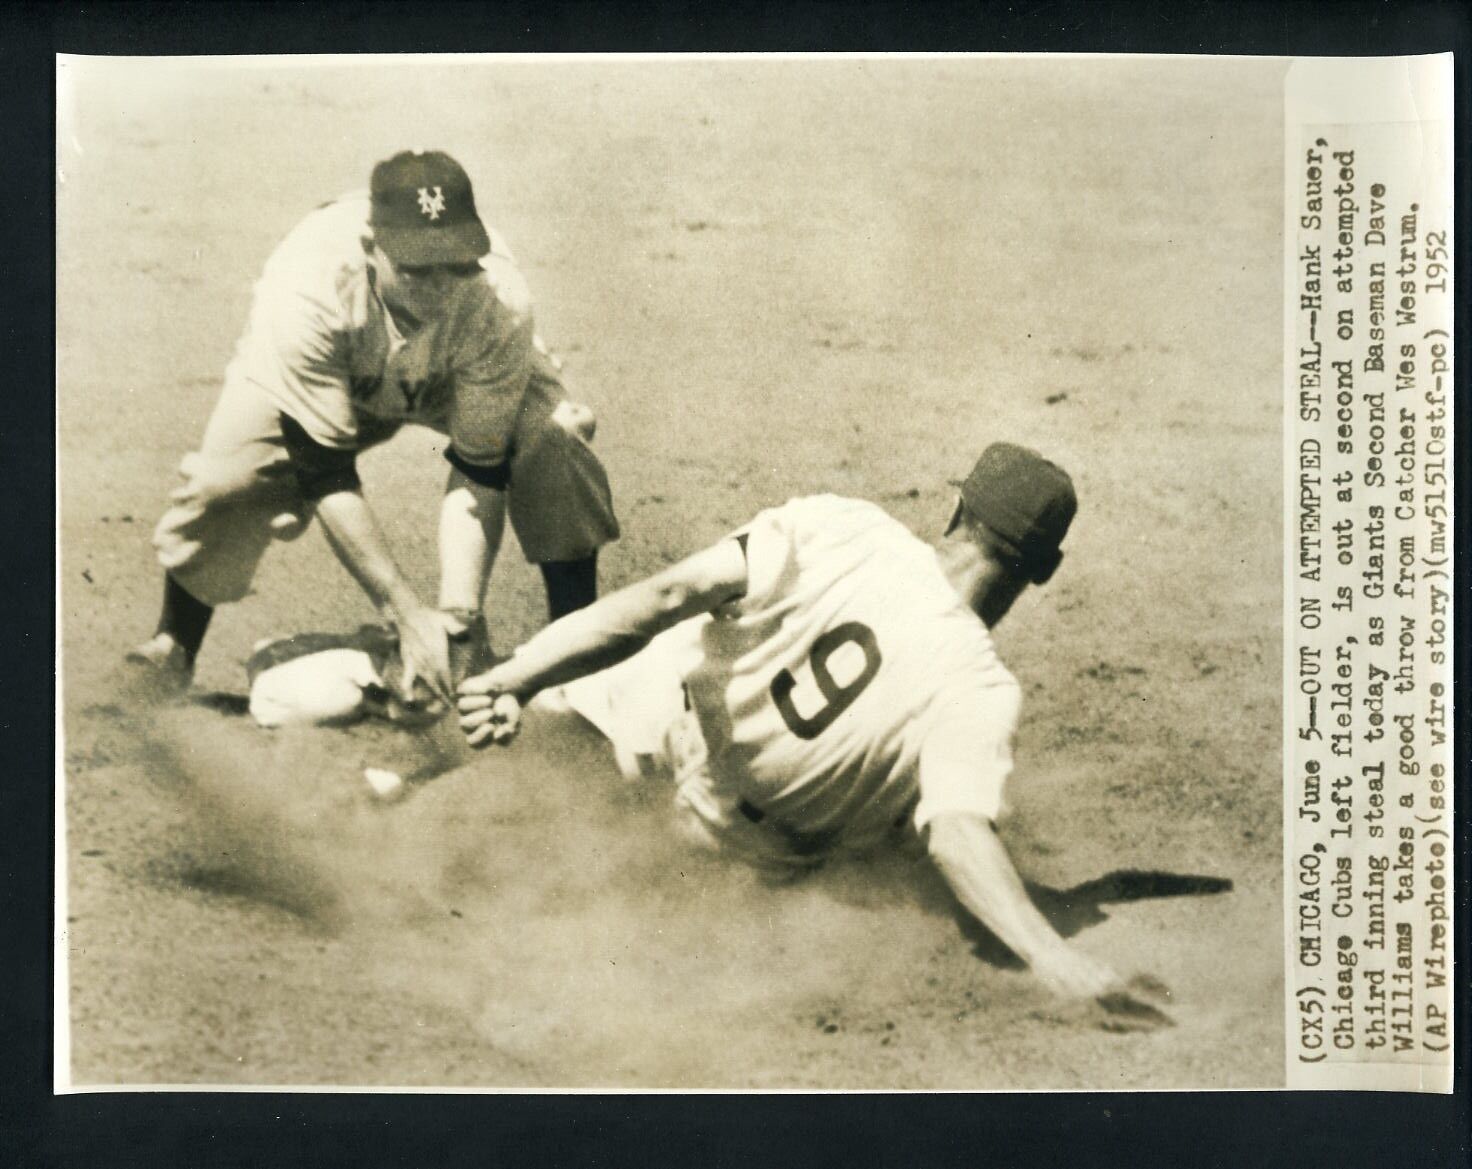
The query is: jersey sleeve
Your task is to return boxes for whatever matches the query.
[912,680,1023,830]
[238,279,361,450]
[444,283,536,469]
[722,504,800,616]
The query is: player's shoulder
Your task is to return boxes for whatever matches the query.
[477,258,534,320]
[737,493,916,566]
[468,234,534,321]
[272,192,370,261]
[260,192,372,302]
[917,645,1023,737]
[774,493,904,533]
[729,495,915,606]
[444,272,535,360]
[441,225,532,328]
[777,494,926,556]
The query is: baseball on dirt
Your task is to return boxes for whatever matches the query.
[363,766,406,803]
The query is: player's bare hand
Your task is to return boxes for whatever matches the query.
[457,691,523,748]
[1031,943,1119,1000]
[1031,947,1174,1032]
[1091,974,1174,1033]
[457,658,526,746]
[393,605,459,703]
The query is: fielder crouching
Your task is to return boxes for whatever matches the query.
[128,149,618,700]
[457,443,1172,1023]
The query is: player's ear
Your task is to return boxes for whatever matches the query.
[943,496,965,537]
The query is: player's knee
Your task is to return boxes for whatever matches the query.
[172,448,279,511]
[551,399,597,443]
[150,501,275,606]
[152,523,201,570]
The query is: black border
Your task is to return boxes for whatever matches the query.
[28,0,1472,57]
[13,1,1470,1165]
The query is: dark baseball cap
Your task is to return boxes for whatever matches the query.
[369,150,491,266]
[955,442,1077,584]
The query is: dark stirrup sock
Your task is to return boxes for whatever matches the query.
[156,573,215,662]
[538,554,599,622]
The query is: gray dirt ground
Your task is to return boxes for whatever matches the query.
[58,56,1287,1089]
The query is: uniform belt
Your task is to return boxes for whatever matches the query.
[735,799,836,861]
[739,798,910,832]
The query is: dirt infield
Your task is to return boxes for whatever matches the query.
[58,56,1286,1089]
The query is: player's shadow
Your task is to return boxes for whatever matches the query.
[189,690,252,717]
[940,869,1233,969]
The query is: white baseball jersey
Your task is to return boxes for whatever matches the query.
[562,495,1022,861]
[228,192,547,469]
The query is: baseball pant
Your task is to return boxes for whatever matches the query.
[153,371,619,607]
[551,624,824,873]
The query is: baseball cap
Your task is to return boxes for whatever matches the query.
[955,442,1077,584]
[369,150,491,266]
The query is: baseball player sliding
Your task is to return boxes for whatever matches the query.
[128,150,619,700]
[458,443,1171,1024]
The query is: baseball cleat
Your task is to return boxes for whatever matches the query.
[124,634,195,694]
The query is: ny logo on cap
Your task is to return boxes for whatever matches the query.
[416,186,446,221]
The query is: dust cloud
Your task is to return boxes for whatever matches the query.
[132,689,962,1085]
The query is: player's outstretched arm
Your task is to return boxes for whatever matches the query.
[925,812,1172,1030]
[458,537,748,746]
[315,489,455,701]
[274,411,456,701]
